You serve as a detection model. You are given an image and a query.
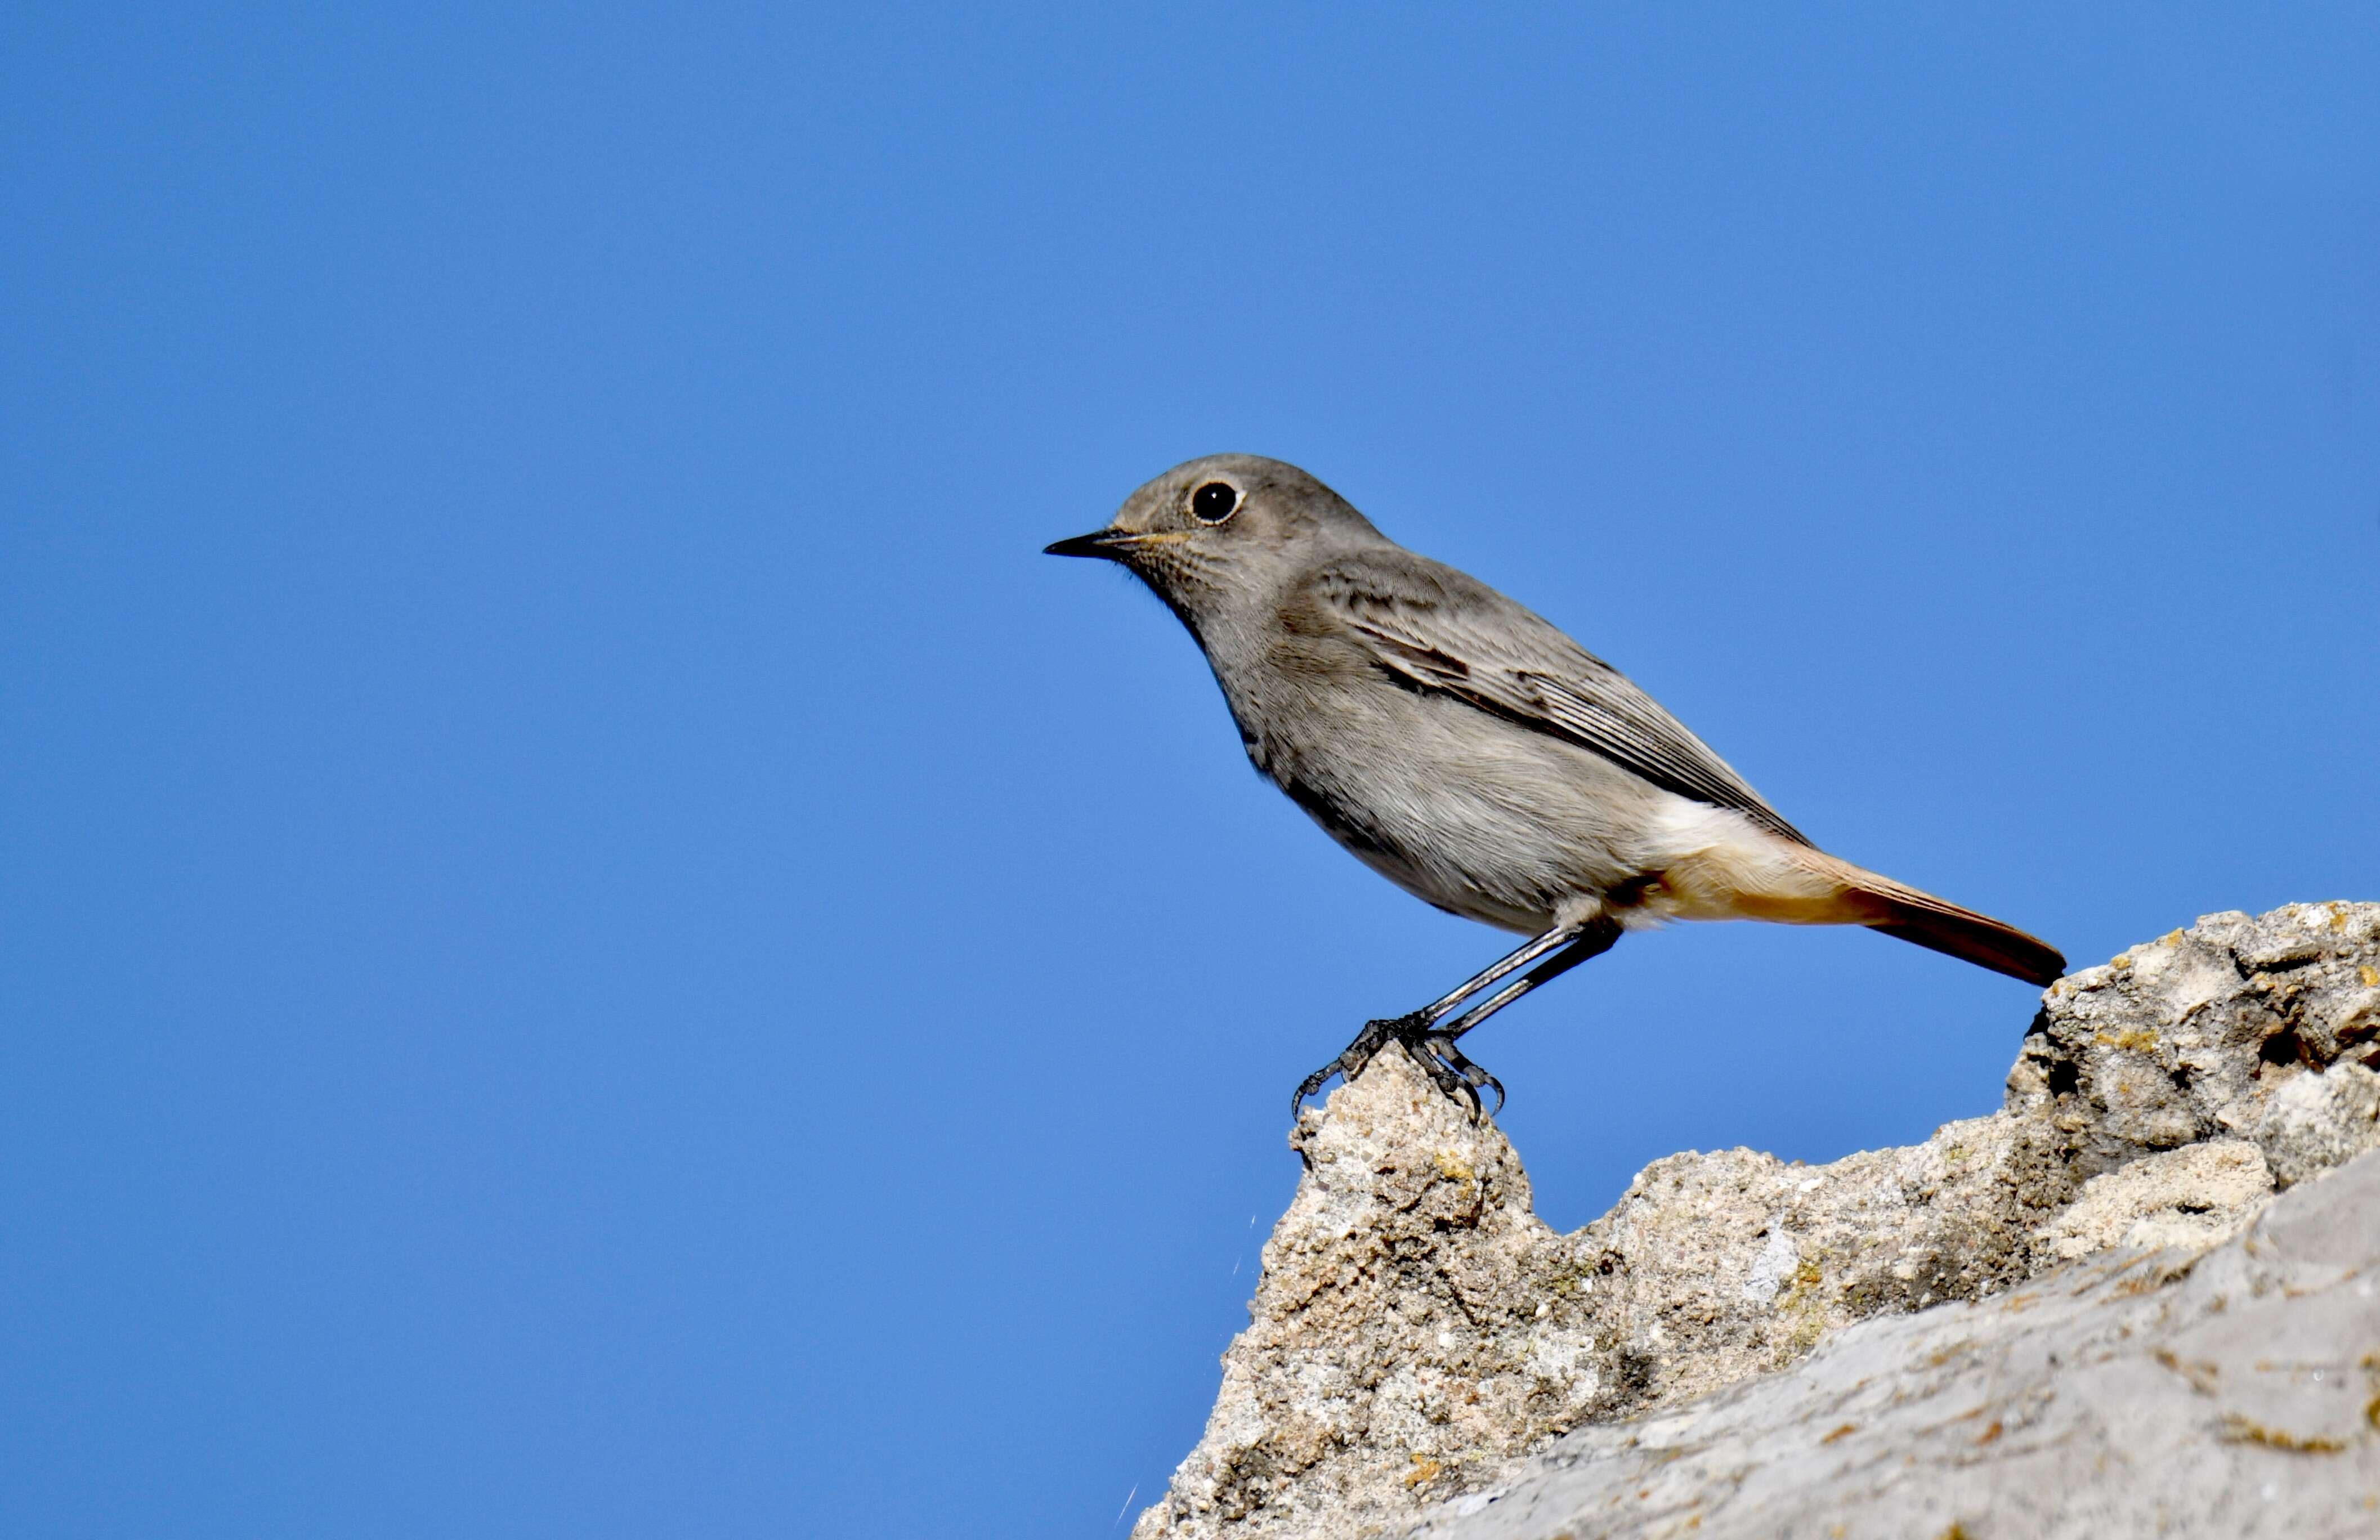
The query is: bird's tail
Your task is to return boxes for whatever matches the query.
[1645,820,2067,986]
[1784,848,2066,986]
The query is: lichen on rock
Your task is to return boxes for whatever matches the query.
[1132,902,2380,1540]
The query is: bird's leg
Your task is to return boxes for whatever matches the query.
[1436,917,1621,1042]
[1288,924,1589,1117]
[1415,917,1622,1112]
[1291,916,1623,1122]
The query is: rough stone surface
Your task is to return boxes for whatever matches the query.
[1410,1149,2380,1540]
[2006,901,2380,1180]
[1127,1048,1594,1540]
[2258,1060,2380,1190]
[2035,1139,2271,1261]
[1133,903,2380,1540]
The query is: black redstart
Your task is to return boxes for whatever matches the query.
[1048,454,2063,1120]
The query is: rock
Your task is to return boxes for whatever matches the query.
[2257,1060,2380,1189]
[1133,903,2380,1540]
[2034,1138,2270,1260]
[2006,902,2380,1178]
[1126,1046,1595,1540]
[1408,1148,2380,1540]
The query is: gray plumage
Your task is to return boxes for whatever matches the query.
[1047,453,2063,1115]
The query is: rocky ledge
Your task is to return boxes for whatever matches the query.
[1132,903,2380,1540]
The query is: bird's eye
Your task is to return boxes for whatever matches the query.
[1192,481,1239,523]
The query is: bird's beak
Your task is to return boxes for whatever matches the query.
[1043,529,1133,561]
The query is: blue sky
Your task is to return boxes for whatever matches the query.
[3,6,2375,1537]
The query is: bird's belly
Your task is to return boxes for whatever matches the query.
[1254,681,1674,934]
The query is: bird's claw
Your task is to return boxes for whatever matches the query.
[1290,1011,1407,1120]
[1291,1010,1504,1125]
[1419,1032,1505,1118]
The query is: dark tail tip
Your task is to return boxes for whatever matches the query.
[1871,917,2066,987]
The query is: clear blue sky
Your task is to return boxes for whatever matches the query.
[4,6,2375,1537]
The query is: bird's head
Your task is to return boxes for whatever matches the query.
[1044,454,1380,635]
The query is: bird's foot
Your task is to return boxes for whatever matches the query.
[1290,1010,1504,1125]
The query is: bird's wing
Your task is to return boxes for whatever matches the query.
[1305,553,1812,845]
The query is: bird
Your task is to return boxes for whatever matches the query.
[1045,454,2064,1121]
